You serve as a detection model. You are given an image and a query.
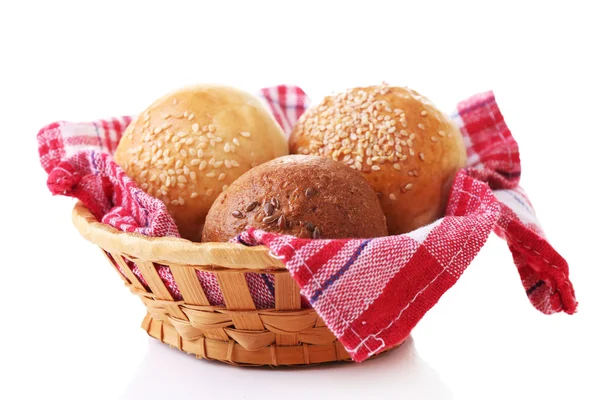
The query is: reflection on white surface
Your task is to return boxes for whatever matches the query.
[120,336,451,400]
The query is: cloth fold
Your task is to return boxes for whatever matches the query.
[37,85,576,362]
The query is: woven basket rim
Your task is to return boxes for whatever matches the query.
[71,202,285,269]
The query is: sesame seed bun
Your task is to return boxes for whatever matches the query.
[115,84,288,241]
[202,155,388,242]
[289,84,467,235]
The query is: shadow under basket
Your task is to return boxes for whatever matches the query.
[73,202,406,366]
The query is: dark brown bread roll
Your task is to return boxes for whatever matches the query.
[202,155,388,241]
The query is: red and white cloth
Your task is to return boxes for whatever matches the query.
[38,85,577,362]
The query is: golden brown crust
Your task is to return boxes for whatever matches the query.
[289,84,467,234]
[114,84,288,241]
[202,155,388,242]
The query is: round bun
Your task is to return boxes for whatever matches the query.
[289,84,467,235]
[115,84,288,241]
[202,155,388,242]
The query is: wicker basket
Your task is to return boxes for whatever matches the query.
[72,201,366,366]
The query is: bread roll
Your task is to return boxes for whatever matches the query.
[202,155,388,242]
[289,83,467,235]
[115,84,288,241]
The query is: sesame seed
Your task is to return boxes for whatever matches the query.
[209,157,215,165]
[240,131,251,137]
[171,200,179,206]
[224,160,231,168]
[190,192,198,198]
[438,130,446,137]
[191,159,201,166]
[409,148,415,156]
[372,165,381,171]
[199,160,207,171]
[218,173,226,181]
[172,98,178,105]
[230,160,240,167]
[175,160,183,169]
[192,123,199,132]
[224,143,231,152]
[214,161,223,168]
[222,185,229,191]
[179,149,186,157]
[431,136,438,142]
[207,189,214,196]
[206,171,216,178]
[165,176,171,186]
[140,170,148,178]
[389,193,397,201]
[141,183,149,190]
[187,113,194,121]
[183,165,190,175]
[405,183,413,190]
[190,171,197,181]
[393,163,401,171]
[178,196,185,205]
[418,123,425,130]
[177,183,185,189]
[177,176,187,183]
[208,124,216,132]
[232,137,240,146]
[185,138,194,145]
[420,110,428,117]
[174,142,182,152]
[419,152,425,160]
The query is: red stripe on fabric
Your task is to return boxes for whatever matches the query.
[289,239,348,288]
[339,246,446,356]
[111,118,122,152]
[278,85,288,128]
[101,120,113,153]
[452,175,474,216]
[295,86,306,121]
[504,220,577,314]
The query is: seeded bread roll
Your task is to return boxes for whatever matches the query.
[289,83,467,235]
[202,155,388,242]
[115,84,288,241]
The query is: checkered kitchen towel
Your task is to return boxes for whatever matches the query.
[38,86,576,362]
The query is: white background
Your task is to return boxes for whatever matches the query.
[1,1,599,399]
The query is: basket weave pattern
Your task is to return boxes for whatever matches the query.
[73,203,351,366]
